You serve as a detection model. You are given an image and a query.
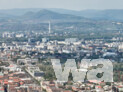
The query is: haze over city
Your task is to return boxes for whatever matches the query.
[0,0,123,10]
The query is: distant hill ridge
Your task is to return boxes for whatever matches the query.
[0,8,123,21]
[20,9,88,22]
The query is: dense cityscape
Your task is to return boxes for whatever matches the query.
[0,0,123,92]
[0,25,122,91]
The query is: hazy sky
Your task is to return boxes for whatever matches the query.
[0,0,123,10]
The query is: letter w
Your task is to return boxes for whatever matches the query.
[51,59,86,82]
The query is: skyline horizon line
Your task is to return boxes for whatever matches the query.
[1,7,123,11]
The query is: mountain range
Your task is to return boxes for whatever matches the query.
[0,8,123,22]
[49,9,123,21]
[19,9,87,22]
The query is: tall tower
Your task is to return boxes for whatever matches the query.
[49,21,51,34]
